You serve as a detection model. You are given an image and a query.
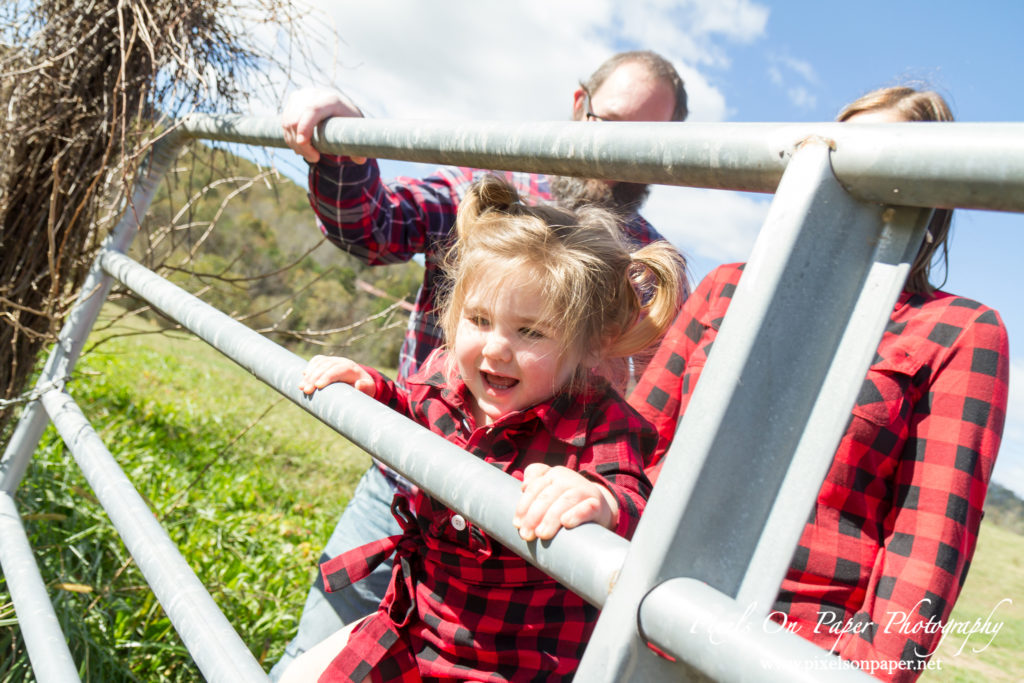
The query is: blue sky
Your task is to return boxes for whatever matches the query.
[256,0,1024,496]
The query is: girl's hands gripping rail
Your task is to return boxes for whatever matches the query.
[299,354,375,397]
[514,463,619,541]
[301,355,623,543]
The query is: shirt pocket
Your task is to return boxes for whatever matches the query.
[848,338,923,431]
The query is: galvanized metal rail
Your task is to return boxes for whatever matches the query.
[1,114,1020,682]
[184,114,1024,212]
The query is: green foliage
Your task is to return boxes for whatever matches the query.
[0,314,371,681]
[130,142,424,369]
[931,522,1024,681]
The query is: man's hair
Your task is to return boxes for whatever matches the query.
[439,175,685,393]
[838,86,954,295]
[582,50,688,122]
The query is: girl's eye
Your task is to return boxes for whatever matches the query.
[520,327,546,340]
[470,315,490,328]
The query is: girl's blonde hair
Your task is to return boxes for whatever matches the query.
[439,175,686,392]
[838,86,955,295]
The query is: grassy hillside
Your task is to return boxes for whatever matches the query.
[928,522,1024,681]
[2,305,1021,680]
[1,309,375,680]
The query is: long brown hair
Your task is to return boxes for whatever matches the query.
[838,87,955,295]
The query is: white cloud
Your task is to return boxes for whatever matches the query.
[779,55,817,84]
[644,185,769,263]
[765,52,819,111]
[610,0,768,68]
[285,0,616,122]
[675,63,729,122]
[787,86,817,109]
[263,0,771,125]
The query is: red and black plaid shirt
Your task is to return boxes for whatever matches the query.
[319,350,655,682]
[630,263,1008,682]
[306,157,667,384]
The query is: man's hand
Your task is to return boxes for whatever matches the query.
[513,464,619,541]
[299,355,375,396]
[281,87,367,164]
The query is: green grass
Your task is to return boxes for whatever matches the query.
[927,522,1024,681]
[1,307,372,680]
[1,306,1022,680]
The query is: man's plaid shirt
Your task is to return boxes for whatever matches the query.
[317,350,655,682]
[629,263,1008,682]
[306,156,667,384]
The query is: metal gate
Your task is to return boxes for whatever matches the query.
[2,115,1021,681]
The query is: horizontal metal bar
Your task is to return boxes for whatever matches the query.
[180,114,1024,213]
[98,248,628,607]
[638,578,875,683]
[40,390,269,683]
[0,492,81,682]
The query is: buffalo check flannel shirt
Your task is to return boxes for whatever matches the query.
[318,350,655,682]
[630,263,1008,682]
[306,156,667,384]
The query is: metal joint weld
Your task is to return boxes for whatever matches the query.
[795,134,837,152]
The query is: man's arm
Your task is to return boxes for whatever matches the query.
[281,87,465,266]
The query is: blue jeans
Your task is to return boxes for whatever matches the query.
[269,465,401,680]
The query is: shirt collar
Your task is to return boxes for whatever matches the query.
[408,351,599,447]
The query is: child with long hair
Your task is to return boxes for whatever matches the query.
[283,174,685,682]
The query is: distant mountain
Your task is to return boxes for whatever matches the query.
[986,481,1024,535]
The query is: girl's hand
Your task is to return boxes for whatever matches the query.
[299,355,375,396]
[513,463,619,541]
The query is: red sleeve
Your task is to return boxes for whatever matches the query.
[838,305,1009,678]
[577,398,656,539]
[362,365,412,418]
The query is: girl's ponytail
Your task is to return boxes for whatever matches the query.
[606,241,686,359]
[455,174,524,242]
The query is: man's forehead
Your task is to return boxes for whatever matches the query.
[590,61,675,122]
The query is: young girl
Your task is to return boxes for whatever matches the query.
[285,174,684,682]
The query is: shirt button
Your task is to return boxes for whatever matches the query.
[451,514,467,531]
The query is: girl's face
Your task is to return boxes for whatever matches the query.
[454,270,579,426]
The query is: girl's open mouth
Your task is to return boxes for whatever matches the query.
[482,371,518,390]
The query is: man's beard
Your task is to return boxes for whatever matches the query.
[548,175,651,214]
